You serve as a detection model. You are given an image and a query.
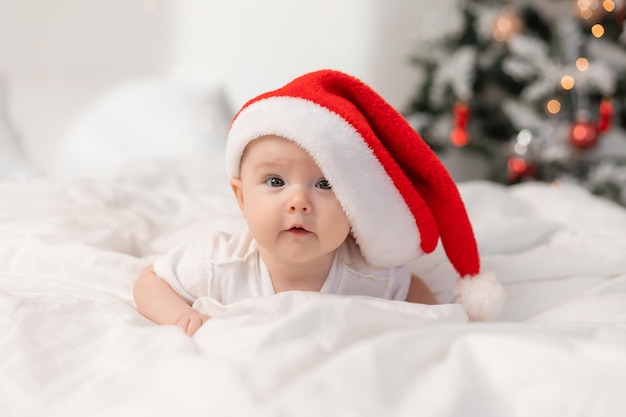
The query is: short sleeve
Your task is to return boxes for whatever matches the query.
[329,237,412,301]
[389,264,412,301]
[153,242,212,304]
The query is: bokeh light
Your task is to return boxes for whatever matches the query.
[603,0,616,12]
[546,99,561,114]
[561,75,575,90]
[576,57,589,71]
[591,24,605,37]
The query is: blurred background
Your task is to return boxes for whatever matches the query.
[2,0,626,205]
[0,0,449,173]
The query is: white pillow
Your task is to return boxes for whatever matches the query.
[0,75,39,179]
[50,78,234,179]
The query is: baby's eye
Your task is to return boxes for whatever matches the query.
[264,176,285,187]
[316,179,332,190]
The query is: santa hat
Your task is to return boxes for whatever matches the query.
[225,69,505,321]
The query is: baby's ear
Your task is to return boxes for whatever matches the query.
[230,178,245,211]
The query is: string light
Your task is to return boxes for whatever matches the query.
[561,75,576,90]
[513,129,533,155]
[514,143,528,155]
[576,57,590,71]
[492,9,523,42]
[575,0,603,21]
[546,99,561,114]
[573,0,614,26]
[591,24,605,37]
[517,129,533,146]
[603,0,616,12]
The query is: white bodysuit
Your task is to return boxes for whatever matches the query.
[153,229,411,305]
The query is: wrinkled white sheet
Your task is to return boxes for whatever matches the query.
[1,155,626,416]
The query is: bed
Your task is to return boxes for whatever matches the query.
[1,78,626,417]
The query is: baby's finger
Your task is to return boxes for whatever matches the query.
[186,316,204,336]
[176,316,191,334]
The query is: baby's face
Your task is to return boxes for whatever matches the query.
[231,135,351,266]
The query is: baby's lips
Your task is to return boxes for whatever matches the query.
[287,226,311,234]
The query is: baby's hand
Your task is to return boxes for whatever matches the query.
[176,311,210,336]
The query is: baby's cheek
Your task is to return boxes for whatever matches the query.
[329,209,351,238]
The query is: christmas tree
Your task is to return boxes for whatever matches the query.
[406,0,626,205]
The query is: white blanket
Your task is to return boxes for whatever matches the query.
[1,156,626,416]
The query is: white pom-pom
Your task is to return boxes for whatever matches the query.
[454,271,505,321]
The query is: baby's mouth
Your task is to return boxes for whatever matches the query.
[287,226,311,235]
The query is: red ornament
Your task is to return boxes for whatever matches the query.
[597,98,613,133]
[451,101,470,147]
[450,127,469,147]
[569,119,599,150]
[506,156,535,182]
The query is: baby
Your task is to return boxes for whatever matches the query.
[133,70,504,336]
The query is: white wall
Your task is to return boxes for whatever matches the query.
[0,0,177,170]
[0,0,175,78]
[171,0,426,109]
[0,0,453,171]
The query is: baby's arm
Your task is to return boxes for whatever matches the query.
[405,274,437,305]
[133,265,209,336]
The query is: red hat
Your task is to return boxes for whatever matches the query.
[226,69,505,320]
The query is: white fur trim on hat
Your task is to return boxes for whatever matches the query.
[226,96,422,268]
[453,271,505,321]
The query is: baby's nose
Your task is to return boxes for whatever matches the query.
[288,189,311,213]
